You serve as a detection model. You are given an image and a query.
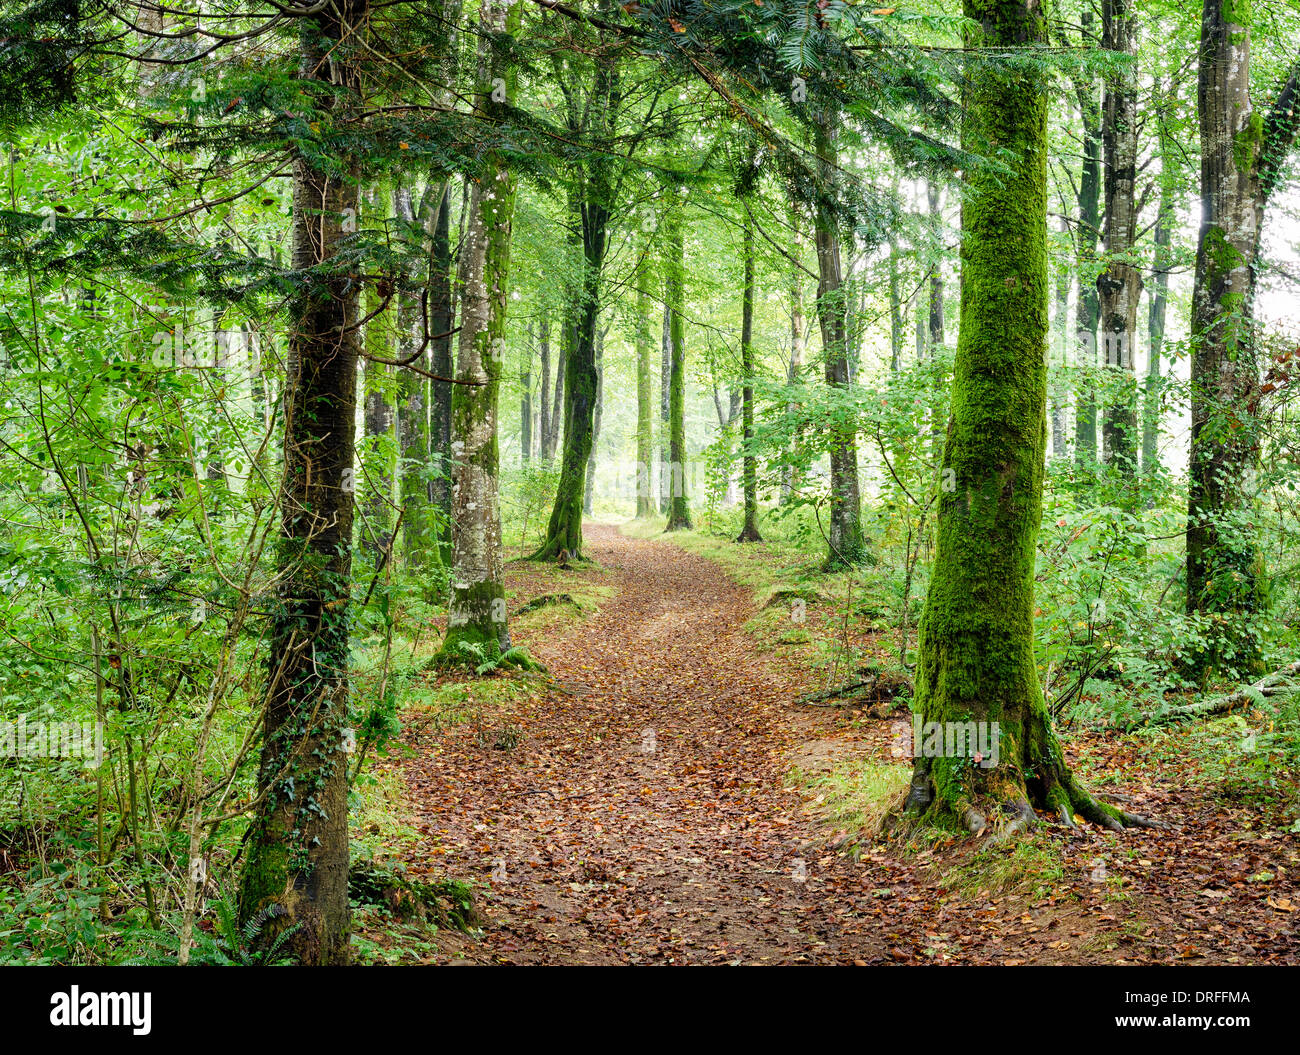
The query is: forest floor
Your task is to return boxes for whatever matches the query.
[370,523,1300,965]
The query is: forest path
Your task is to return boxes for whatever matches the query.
[393,524,1298,965]
[399,522,911,964]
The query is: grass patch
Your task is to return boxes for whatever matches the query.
[938,833,1068,901]
[792,758,912,848]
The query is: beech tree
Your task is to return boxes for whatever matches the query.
[906,0,1154,834]
[1184,0,1300,675]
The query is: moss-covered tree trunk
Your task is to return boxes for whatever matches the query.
[1098,0,1141,478]
[238,0,367,964]
[434,0,522,661]
[635,252,656,518]
[664,209,692,531]
[737,212,761,542]
[531,208,607,557]
[906,0,1152,836]
[812,110,864,568]
[1185,0,1300,675]
[531,49,619,559]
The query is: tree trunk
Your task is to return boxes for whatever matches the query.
[584,327,605,514]
[737,212,762,542]
[435,0,522,660]
[521,333,533,466]
[239,0,368,964]
[362,186,395,561]
[395,182,430,564]
[812,109,865,568]
[888,239,904,372]
[1073,10,1102,464]
[659,299,672,514]
[665,209,692,530]
[1098,0,1142,478]
[1052,215,1070,458]
[425,180,454,564]
[538,311,553,462]
[1143,183,1171,473]
[635,251,656,518]
[1185,0,1300,674]
[781,221,806,504]
[906,0,1143,835]
[531,135,614,558]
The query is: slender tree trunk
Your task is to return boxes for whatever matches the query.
[362,187,395,560]
[659,300,671,514]
[665,209,692,530]
[239,0,367,963]
[738,212,762,542]
[435,0,522,660]
[425,180,454,563]
[1098,0,1142,478]
[906,0,1137,834]
[635,252,655,518]
[394,182,430,563]
[888,239,904,372]
[538,312,552,462]
[812,109,865,568]
[521,330,533,466]
[1143,193,1170,473]
[1074,11,1102,463]
[928,181,946,460]
[1052,215,1070,458]
[584,327,605,514]
[781,225,806,504]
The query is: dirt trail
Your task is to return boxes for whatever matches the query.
[395,524,1300,965]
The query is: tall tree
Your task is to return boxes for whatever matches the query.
[1185,0,1300,674]
[239,0,368,963]
[664,208,692,530]
[812,109,865,568]
[423,179,455,564]
[1072,7,1103,463]
[635,251,656,518]
[434,0,523,660]
[1098,0,1142,477]
[906,0,1150,833]
[737,211,762,542]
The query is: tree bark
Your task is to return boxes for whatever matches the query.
[1098,0,1142,478]
[435,0,522,660]
[737,212,762,542]
[1073,8,1102,463]
[665,209,692,530]
[424,180,454,564]
[635,251,656,518]
[239,0,368,963]
[812,109,865,568]
[1185,0,1300,674]
[907,0,1145,835]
